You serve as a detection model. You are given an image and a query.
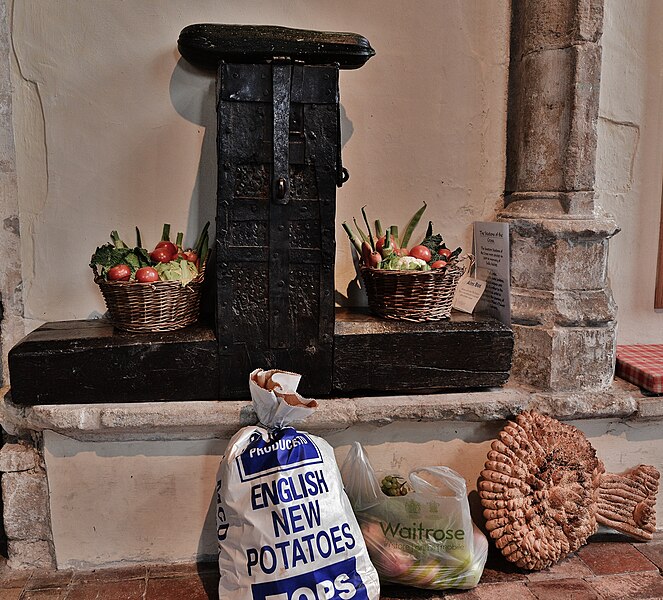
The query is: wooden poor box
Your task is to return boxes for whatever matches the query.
[8,25,512,405]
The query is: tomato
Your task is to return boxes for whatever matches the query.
[376,236,404,257]
[135,266,159,283]
[431,260,448,269]
[438,248,452,260]
[155,241,177,257]
[107,264,131,281]
[183,250,198,264]
[409,245,432,262]
[150,247,173,263]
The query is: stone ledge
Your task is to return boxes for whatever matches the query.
[0,379,657,441]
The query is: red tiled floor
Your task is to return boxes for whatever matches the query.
[70,564,147,584]
[476,547,528,584]
[589,571,663,600]
[634,541,663,571]
[145,575,218,600]
[577,541,659,576]
[23,571,72,591]
[525,554,593,582]
[0,561,31,589]
[19,590,67,600]
[526,577,601,600]
[1,539,663,599]
[450,581,537,599]
[66,579,146,600]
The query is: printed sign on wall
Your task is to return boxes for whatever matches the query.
[473,222,511,325]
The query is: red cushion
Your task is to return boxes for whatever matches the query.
[616,344,663,394]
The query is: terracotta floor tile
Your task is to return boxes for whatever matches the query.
[478,546,527,584]
[0,560,32,589]
[147,561,217,579]
[145,574,218,600]
[0,571,31,591]
[578,542,658,576]
[589,571,663,600]
[634,542,663,571]
[70,565,147,584]
[65,579,146,600]
[24,570,72,591]
[19,590,67,600]
[526,577,601,600]
[0,589,22,600]
[447,581,537,599]
[380,583,448,598]
[525,554,594,581]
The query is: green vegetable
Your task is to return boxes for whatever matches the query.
[400,202,427,249]
[381,255,430,271]
[193,221,211,264]
[342,222,362,254]
[361,206,375,250]
[155,259,198,286]
[110,230,128,249]
[353,217,370,244]
[90,231,152,277]
[375,220,383,239]
[161,223,171,242]
[381,475,410,497]
[421,233,462,265]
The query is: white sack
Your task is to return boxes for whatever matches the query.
[216,369,380,600]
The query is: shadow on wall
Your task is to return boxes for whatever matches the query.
[167,54,360,310]
[169,57,218,320]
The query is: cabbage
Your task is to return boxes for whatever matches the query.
[381,255,431,271]
[155,259,198,286]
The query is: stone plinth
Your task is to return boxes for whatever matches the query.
[1,383,662,569]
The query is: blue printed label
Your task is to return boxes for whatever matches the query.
[250,557,368,600]
[237,428,323,482]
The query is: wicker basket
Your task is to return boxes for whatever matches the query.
[360,261,466,322]
[93,266,204,333]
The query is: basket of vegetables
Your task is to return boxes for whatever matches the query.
[90,223,210,333]
[343,204,466,322]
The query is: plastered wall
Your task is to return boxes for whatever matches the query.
[44,418,663,568]
[9,1,663,344]
[596,0,663,343]
[10,0,510,325]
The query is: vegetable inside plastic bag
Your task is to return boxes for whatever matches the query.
[341,442,488,590]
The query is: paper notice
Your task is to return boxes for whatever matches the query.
[452,276,486,314]
[473,221,511,325]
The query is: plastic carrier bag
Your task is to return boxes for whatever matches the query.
[341,442,488,590]
[216,370,380,600]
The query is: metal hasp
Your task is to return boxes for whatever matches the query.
[178,24,374,397]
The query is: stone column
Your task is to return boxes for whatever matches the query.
[0,440,55,569]
[501,0,618,391]
[0,0,24,386]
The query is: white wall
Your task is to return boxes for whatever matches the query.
[596,0,663,343]
[44,418,663,568]
[10,0,510,325]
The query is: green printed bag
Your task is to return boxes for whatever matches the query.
[341,442,488,590]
